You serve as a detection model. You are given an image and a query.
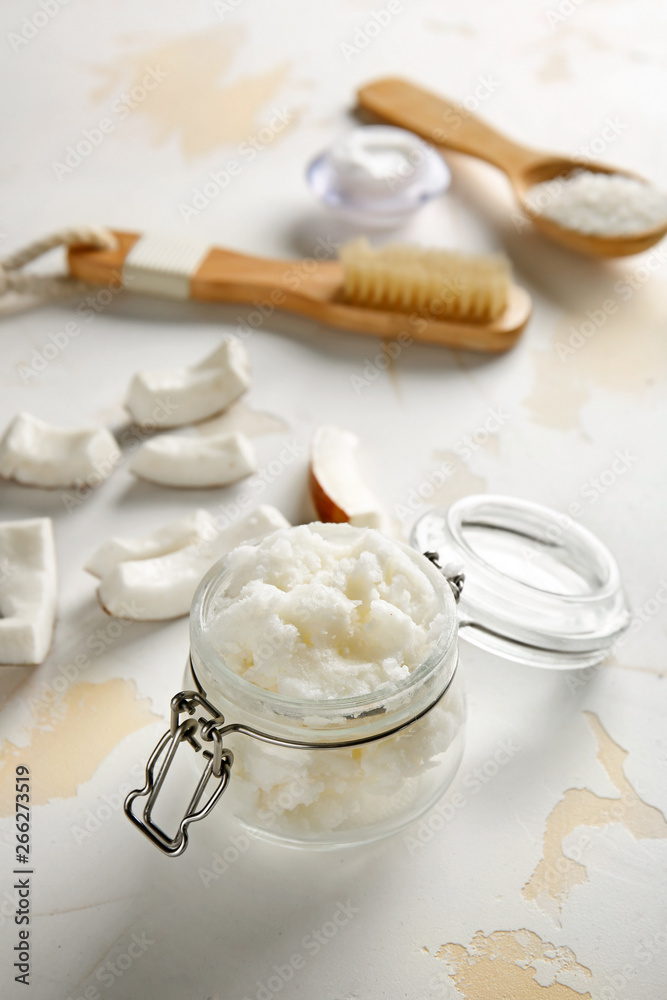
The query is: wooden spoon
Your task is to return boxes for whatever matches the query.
[357,77,667,258]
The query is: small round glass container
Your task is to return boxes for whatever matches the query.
[306,125,450,227]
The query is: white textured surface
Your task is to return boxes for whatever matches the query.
[0,1,666,999]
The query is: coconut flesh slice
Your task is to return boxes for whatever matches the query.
[87,504,289,620]
[0,517,57,665]
[0,411,120,489]
[125,338,250,427]
[309,425,393,533]
[129,430,257,488]
[85,509,212,579]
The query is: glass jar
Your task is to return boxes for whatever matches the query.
[126,496,629,856]
[306,125,451,227]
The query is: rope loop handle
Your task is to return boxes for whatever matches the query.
[0,226,116,298]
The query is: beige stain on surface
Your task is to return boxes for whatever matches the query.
[482,432,500,457]
[197,400,289,438]
[0,680,158,814]
[382,338,402,403]
[522,349,589,431]
[436,929,592,999]
[522,711,667,922]
[524,283,667,429]
[92,28,292,158]
[431,449,487,505]
[538,49,572,83]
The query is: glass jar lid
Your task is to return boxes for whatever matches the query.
[410,494,630,669]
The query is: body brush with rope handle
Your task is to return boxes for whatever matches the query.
[0,227,532,352]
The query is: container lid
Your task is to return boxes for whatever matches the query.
[410,494,630,669]
[306,125,450,227]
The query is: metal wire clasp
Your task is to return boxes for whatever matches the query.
[423,551,465,602]
[127,626,460,858]
[124,689,233,857]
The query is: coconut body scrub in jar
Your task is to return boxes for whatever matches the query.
[186,522,464,849]
[126,495,629,855]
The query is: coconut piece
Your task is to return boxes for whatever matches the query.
[125,338,250,427]
[85,509,213,579]
[0,518,57,665]
[93,504,289,620]
[309,425,392,532]
[0,412,120,489]
[129,430,257,488]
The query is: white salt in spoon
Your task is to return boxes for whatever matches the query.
[358,77,667,258]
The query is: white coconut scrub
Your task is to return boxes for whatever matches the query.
[306,125,451,226]
[190,522,465,847]
[527,169,667,237]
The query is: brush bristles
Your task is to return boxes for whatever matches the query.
[339,238,511,323]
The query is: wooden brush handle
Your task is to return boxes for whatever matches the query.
[357,77,540,178]
[67,230,341,304]
[68,230,140,285]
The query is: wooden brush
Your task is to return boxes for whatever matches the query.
[68,229,531,352]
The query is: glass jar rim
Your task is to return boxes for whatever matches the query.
[447,494,622,603]
[189,522,458,722]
